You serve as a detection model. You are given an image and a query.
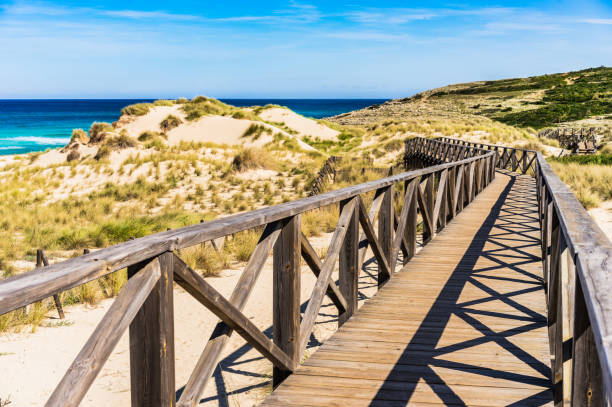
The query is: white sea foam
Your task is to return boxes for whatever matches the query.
[0,146,19,150]
[0,136,70,145]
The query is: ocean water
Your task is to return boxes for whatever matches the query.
[0,99,387,156]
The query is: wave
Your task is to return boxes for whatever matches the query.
[0,136,70,145]
[0,146,19,150]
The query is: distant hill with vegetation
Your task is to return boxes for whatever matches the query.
[331,66,612,131]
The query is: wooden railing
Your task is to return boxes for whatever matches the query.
[429,136,612,405]
[0,137,494,407]
[436,136,538,174]
[536,154,612,406]
[308,155,339,196]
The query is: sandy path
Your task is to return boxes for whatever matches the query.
[0,233,381,406]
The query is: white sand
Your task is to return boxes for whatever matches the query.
[589,200,612,240]
[120,105,185,139]
[259,107,339,141]
[167,116,257,146]
[0,233,381,406]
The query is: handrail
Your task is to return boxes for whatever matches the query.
[535,153,612,405]
[433,136,612,404]
[0,137,495,406]
[437,136,538,174]
[0,144,492,316]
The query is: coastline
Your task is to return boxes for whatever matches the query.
[0,99,387,156]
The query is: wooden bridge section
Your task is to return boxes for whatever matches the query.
[262,172,552,406]
[1,136,611,406]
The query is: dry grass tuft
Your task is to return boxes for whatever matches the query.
[229,148,277,172]
[550,161,612,208]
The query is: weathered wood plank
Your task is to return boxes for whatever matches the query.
[299,199,356,357]
[378,185,393,284]
[46,258,161,407]
[177,221,283,407]
[129,252,175,407]
[173,255,294,372]
[273,215,301,386]
[300,232,347,313]
[339,198,359,326]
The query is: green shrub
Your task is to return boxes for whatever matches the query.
[549,154,612,165]
[181,97,234,121]
[229,148,277,172]
[138,131,162,142]
[89,122,113,143]
[70,129,89,144]
[153,99,174,107]
[121,103,154,116]
[242,123,267,139]
[107,134,137,149]
[160,114,182,132]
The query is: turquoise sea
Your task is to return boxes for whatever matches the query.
[0,99,387,155]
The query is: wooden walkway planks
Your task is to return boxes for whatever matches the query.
[261,172,553,406]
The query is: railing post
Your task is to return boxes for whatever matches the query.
[561,236,575,406]
[422,175,434,244]
[273,215,301,387]
[378,186,394,285]
[339,199,359,326]
[405,179,417,263]
[128,251,175,407]
[447,166,456,221]
[572,276,604,406]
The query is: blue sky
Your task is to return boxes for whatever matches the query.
[1,0,611,98]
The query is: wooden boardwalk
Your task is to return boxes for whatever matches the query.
[261,172,553,406]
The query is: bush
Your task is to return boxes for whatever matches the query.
[242,123,267,139]
[67,150,80,162]
[550,161,612,208]
[181,244,229,277]
[181,97,233,121]
[153,99,174,106]
[89,122,113,143]
[121,103,154,116]
[94,135,137,160]
[549,154,612,165]
[105,134,137,149]
[70,128,89,144]
[94,145,111,161]
[229,148,276,172]
[160,114,182,132]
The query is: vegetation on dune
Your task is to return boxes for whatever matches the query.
[443,67,612,128]
[549,161,612,208]
[159,114,182,132]
[121,103,155,117]
[338,67,612,132]
[241,123,271,140]
[229,148,278,172]
[70,129,89,144]
[88,122,114,143]
[549,153,612,166]
[181,96,235,121]
[94,134,137,160]
[153,99,174,107]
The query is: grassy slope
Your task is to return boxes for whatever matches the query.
[331,66,612,132]
[327,67,612,211]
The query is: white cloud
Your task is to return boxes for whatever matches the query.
[581,18,612,25]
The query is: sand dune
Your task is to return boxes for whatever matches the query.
[259,107,339,141]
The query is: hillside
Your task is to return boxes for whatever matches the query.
[330,66,612,132]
